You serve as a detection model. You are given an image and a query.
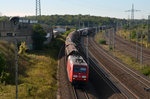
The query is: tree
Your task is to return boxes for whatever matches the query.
[32,24,47,50]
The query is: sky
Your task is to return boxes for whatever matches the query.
[0,0,150,19]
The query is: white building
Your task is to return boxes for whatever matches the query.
[54,27,66,33]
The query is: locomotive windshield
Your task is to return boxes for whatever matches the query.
[73,67,87,73]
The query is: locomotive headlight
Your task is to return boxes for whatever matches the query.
[82,76,86,78]
[73,75,78,77]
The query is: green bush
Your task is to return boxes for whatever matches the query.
[0,72,10,83]
[123,25,129,30]
[99,40,106,45]
[32,24,47,50]
[141,66,150,76]
[0,53,11,83]
[131,30,136,39]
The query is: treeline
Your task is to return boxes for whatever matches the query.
[0,16,9,22]
[26,15,127,27]
[1,15,148,28]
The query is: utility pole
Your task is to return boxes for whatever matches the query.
[136,31,139,61]
[86,31,89,65]
[125,4,140,41]
[127,15,131,41]
[129,21,131,41]
[116,21,118,32]
[83,22,85,28]
[109,29,111,50]
[36,0,41,19]
[15,39,18,99]
[87,14,90,28]
[148,15,150,42]
[88,21,89,28]
[113,28,115,51]
[104,29,108,41]
[141,31,143,67]
[101,26,103,39]
[79,20,80,29]
[96,26,97,35]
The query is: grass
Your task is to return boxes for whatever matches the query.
[0,30,69,98]
[0,53,57,99]
[95,32,150,78]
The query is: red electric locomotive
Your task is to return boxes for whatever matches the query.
[67,55,89,83]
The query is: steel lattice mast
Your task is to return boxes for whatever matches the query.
[125,4,140,41]
[125,4,140,21]
[36,0,41,19]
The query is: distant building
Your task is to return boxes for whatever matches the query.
[0,21,33,49]
[41,24,53,44]
[0,17,53,50]
[54,26,66,33]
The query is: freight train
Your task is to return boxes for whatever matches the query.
[65,30,90,84]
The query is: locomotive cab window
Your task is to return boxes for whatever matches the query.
[73,67,87,73]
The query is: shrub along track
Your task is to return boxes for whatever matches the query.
[57,45,98,99]
[88,34,150,99]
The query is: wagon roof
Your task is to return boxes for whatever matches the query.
[66,44,79,56]
[69,55,87,66]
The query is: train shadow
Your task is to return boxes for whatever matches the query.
[89,56,122,99]
[73,82,100,99]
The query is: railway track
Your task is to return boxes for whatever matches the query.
[58,44,94,99]
[88,35,150,99]
[72,86,89,99]
[89,57,128,99]
[58,45,76,99]
[78,38,128,99]
[115,35,150,65]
